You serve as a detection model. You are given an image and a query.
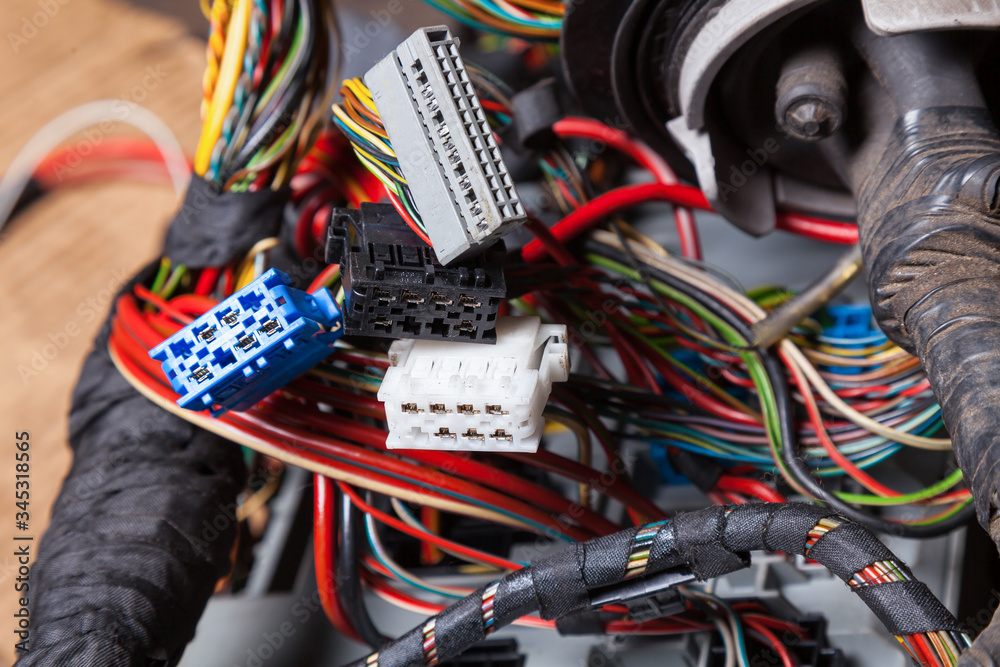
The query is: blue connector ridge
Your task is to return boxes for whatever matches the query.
[149,268,343,416]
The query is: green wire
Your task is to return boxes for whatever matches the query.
[160,264,187,299]
[590,255,971,520]
[835,468,965,506]
[904,497,973,526]
[150,258,171,295]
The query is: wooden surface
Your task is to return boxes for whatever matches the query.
[0,2,205,664]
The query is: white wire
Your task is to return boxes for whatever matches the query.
[0,99,190,234]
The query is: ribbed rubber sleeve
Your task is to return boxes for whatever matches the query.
[855,107,1000,530]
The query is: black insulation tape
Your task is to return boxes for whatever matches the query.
[806,521,898,581]
[854,581,965,636]
[668,449,724,494]
[580,528,636,588]
[15,268,244,666]
[646,523,680,568]
[15,178,300,665]
[162,177,290,269]
[434,593,487,659]
[762,504,835,555]
[531,544,588,620]
[492,569,539,628]
[376,627,424,667]
[671,507,749,580]
[344,503,967,667]
[511,78,562,151]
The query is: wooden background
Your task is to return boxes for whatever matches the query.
[0,1,442,663]
[0,1,205,664]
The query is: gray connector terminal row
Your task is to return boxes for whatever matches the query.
[365,26,527,266]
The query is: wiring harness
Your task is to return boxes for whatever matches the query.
[4,4,992,667]
[346,503,969,667]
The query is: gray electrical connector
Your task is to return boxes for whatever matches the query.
[365,26,527,266]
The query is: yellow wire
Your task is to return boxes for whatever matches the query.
[546,413,592,510]
[332,105,394,155]
[355,149,407,186]
[344,78,377,113]
[234,237,280,289]
[195,0,251,176]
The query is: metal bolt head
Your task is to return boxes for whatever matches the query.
[783,98,841,141]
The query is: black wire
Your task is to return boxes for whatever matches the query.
[338,491,389,649]
[585,241,976,538]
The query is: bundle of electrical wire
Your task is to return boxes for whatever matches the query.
[195,0,334,191]
[96,45,970,665]
[420,0,564,40]
[331,78,431,243]
[508,230,972,537]
[345,503,971,667]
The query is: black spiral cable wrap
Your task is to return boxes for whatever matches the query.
[345,502,965,667]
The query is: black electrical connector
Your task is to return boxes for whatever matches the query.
[326,203,506,343]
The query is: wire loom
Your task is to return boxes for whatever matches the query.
[347,503,967,667]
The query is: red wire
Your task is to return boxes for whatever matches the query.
[307,263,340,293]
[910,633,939,667]
[276,403,615,537]
[362,570,558,630]
[339,483,524,570]
[553,117,703,260]
[778,213,859,245]
[114,290,655,536]
[521,182,859,263]
[132,285,193,325]
[715,476,786,503]
[385,187,432,245]
[744,618,797,667]
[313,474,363,642]
[194,267,221,296]
[113,308,592,542]
[783,348,899,498]
[524,217,577,267]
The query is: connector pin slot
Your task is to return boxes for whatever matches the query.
[236,334,258,351]
[464,429,484,440]
[222,310,240,326]
[430,403,451,414]
[486,405,508,415]
[258,319,282,336]
[490,429,512,441]
[459,295,481,308]
[457,404,479,415]
[434,428,456,438]
[402,291,425,304]
[189,366,213,383]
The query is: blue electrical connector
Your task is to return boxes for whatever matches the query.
[149,268,343,416]
[821,304,885,376]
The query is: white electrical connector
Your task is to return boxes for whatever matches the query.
[378,316,570,452]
